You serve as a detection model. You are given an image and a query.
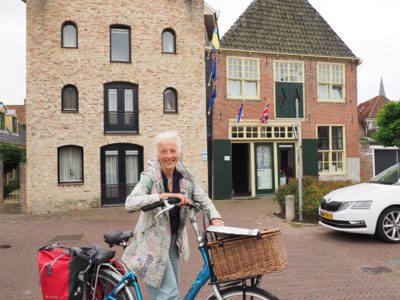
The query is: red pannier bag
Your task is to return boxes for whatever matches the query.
[37,244,89,300]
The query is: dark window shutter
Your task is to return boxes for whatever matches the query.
[275,82,303,118]
[213,140,232,199]
[302,139,318,176]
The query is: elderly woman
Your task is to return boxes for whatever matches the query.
[122,130,223,300]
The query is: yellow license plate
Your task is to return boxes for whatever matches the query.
[321,211,332,220]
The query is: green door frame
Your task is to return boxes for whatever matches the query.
[254,143,274,194]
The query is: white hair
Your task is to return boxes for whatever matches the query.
[154,130,182,157]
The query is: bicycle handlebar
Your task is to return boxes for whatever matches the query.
[141,197,181,212]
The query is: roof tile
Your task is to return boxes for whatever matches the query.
[221,0,356,58]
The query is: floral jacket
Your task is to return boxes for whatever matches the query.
[121,159,221,288]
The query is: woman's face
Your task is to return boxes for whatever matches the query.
[158,140,180,173]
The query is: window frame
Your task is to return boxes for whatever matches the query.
[163,87,178,113]
[57,145,84,184]
[273,60,305,120]
[61,21,78,48]
[0,112,5,131]
[226,56,260,101]
[61,84,79,112]
[317,124,346,175]
[273,60,304,83]
[317,62,345,103]
[162,28,176,54]
[12,116,18,134]
[104,81,139,133]
[110,24,131,63]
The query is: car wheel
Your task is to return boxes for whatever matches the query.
[376,206,400,243]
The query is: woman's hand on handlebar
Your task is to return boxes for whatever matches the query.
[159,193,192,207]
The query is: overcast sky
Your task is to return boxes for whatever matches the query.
[1,0,399,105]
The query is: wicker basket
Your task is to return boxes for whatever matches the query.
[207,228,288,281]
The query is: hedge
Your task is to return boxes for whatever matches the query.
[274,176,353,219]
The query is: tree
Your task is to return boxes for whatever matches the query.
[0,143,26,173]
[374,102,400,147]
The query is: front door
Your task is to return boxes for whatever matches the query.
[232,143,250,197]
[100,143,143,206]
[278,143,295,186]
[255,143,274,194]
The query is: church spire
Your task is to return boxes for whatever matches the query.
[379,77,386,97]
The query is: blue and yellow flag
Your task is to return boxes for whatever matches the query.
[211,27,220,52]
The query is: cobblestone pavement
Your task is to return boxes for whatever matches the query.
[1,197,400,299]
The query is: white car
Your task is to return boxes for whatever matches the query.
[319,163,400,243]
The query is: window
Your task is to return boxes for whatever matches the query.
[104,82,138,132]
[162,28,176,53]
[62,85,78,112]
[318,126,345,174]
[274,61,304,118]
[318,63,345,101]
[274,61,303,83]
[163,88,178,113]
[0,112,4,130]
[61,21,77,48]
[227,57,260,100]
[110,25,131,62]
[12,117,18,133]
[58,146,83,183]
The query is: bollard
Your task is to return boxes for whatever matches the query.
[285,195,295,221]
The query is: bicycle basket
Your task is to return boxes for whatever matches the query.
[207,228,288,281]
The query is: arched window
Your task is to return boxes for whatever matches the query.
[162,28,176,53]
[110,25,131,62]
[163,88,178,113]
[62,85,78,112]
[61,21,78,48]
[58,145,84,183]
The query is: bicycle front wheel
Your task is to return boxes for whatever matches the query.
[208,286,279,300]
[85,268,136,300]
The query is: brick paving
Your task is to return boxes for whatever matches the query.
[1,197,400,299]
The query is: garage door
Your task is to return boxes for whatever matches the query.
[374,149,400,176]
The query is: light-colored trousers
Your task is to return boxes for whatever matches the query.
[146,234,180,300]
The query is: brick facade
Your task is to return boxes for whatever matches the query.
[26,0,208,212]
[212,51,360,183]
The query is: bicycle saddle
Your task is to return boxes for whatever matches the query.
[78,244,116,264]
[104,231,133,247]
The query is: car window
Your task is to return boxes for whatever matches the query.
[369,164,400,185]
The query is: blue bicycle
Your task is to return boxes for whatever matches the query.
[79,199,280,300]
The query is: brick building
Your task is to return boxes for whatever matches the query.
[358,94,398,180]
[24,0,214,212]
[208,0,361,199]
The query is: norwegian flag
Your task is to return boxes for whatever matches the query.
[260,103,269,124]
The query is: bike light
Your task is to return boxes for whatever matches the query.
[351,201,372,209]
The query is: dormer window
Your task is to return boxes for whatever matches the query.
[62,21,78,48]
[12,116,18,133]
[0,112,4,130]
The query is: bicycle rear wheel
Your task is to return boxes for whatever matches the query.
[85,268,136,300]
[207,286,279,300]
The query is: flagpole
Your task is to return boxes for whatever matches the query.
[296,97,303,222]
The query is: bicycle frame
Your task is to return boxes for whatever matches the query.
[104,272,142,300]
[97,205,223,300]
